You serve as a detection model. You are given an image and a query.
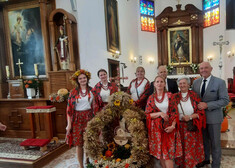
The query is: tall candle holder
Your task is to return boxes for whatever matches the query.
[35,75,40,98]
[6,77,10,99]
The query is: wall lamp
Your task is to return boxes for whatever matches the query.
[112,51,120,59]
[227,51,234,58]
[148,57,154,64]
[207,55,213,62]
[131,56,137,63]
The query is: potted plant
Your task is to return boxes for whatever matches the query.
[221,102,232,132]
[24,78,41,99]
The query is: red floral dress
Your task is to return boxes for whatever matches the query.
[145,92,182,160]
[92,81,118,114]
[66,87,94,147]
[170,91,206,168]
[127,78,150,110]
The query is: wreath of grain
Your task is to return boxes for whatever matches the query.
[84,92,149,167]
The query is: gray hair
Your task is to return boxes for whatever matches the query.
[177,76,191,85]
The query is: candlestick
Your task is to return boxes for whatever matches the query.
[5,65,10,79]
[34,64,38,77]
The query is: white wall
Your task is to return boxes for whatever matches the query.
[56,0,235,87]
[56,0,139,87]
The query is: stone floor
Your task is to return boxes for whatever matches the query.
[43,109,235,168]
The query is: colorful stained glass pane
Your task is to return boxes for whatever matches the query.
[203,0,211,10]
[148,17,155,32]
[212,7,219,24]
[212,0,219,7]
[141,16,148,31]
[140,0,147,15]
[147,1,154,16]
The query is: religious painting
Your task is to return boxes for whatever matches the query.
[168,26,192,65]
[6,5,46,77]
[104,0,121,54]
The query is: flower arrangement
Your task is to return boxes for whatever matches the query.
[190,63,199,74]
[49,88,69,103]
[223,102,232,118]
[23,78,41,89]
[71,69,91,86]
[166,64,174,74]
[84,92,149,168]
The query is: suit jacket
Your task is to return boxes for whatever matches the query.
[192,75,229,124]
[149,78,179,95]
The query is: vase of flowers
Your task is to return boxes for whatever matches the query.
[26,88,36,99]
[221,102,232,132]
[190,63,199,74]
[24,78,41,99]
[166,64,174,75]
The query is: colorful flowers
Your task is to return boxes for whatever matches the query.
[114,100,120,106]
[129,99,133,105]
[71,69,91,86]
[24,78,41,89]
[49,89,69,103]
[223,102,232,118]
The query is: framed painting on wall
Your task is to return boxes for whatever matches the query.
[4,4,46,77]
[104,0,121,54]
[168,26,192,65]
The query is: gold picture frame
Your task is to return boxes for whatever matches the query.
[168,26,192,65]
[3,1,51,78]
[104,0,121,54]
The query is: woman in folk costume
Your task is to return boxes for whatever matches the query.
[170,76,206,168]
[66,69,94,168]
[127,66,150,110]
[92,69,118,114]
[145,76,182,168]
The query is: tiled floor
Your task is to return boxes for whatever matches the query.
[43,109,235,168]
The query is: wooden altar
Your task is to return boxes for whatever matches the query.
[0,98,67,139]
[156,4,204,70]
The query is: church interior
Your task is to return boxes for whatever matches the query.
[0,0,235,167]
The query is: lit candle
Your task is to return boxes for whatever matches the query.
[34,64,38,76]
[5,66,10,78]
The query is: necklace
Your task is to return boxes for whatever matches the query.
[180,92,189,102]
[155,92,165,103]
[80,88,88,97]
[135,78,144,88]
[101,83,109,91]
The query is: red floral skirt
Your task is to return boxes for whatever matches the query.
[148,118,182,160]
[175,122,204,168]
[66,109,93,146]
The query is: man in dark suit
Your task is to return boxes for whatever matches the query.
[192,62,229,168]
[149,65,178,95]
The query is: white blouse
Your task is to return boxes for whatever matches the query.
[154,94,169,113]
[130,79,148,101]
[177,92,194,120]
[75,90,94,111]
[100,88,110,103]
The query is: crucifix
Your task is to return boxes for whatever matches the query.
[109,67,128,90]
[16,59,23,78]
[213,35,229,77]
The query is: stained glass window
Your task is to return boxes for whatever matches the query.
[203,0,220,27]
[140,0,155,32]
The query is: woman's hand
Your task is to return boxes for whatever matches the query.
[182,115,190,122]
[164,125,175,133]
[160,112,169,121]
[66,124,72,135]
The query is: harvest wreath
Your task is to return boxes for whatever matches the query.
[84,92,149,168]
